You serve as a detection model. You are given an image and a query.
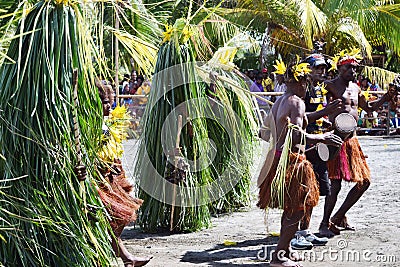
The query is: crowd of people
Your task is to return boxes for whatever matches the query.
[245,64,400,136]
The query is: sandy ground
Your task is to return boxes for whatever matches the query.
[119,136,400,267]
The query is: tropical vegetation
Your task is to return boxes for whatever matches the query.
[0,0,399,265]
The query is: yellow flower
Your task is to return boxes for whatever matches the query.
[273,59,286,75]
[162,24,174,43]
[181,26,193,44]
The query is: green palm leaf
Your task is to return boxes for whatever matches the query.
[0,1,113,265]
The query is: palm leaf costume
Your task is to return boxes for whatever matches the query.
[134,18,258,232]
[0,1,113,265]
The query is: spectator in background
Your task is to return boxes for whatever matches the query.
[274,74,286,100]
[261,68,273,93]
[250,74,268,103]
[134,75,150,118]
[378,110,393,130]
[360,77,371,91]
[121,74,132,106]
[248,69,256,82]
[129,70,137,90]
[370,79,380,91]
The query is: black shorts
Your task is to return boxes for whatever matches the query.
[311,161,330,196]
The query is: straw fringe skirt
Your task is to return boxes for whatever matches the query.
[257,152,319,213]
[327,137,370,184]
[98,160,143,236]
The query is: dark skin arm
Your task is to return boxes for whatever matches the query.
[288,98,342,150]
[359,86,397,112]
[306,98,343,123]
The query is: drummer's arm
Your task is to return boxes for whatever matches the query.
[359,92,391,112]
[306,97,342,123]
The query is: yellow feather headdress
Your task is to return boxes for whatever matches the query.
[329,48,363,71]
[273,56,311,82]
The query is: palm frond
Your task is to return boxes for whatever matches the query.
[0,1,113,265]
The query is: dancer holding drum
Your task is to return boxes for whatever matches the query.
[257,58,342,267]
[291,54,343,249]
[318,50,398,237]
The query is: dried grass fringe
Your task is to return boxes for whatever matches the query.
[327,137,370,184]
[258,153,319,213]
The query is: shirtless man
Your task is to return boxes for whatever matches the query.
[319,54,397,237]
[258,61,342,267]
[292,54,343,248]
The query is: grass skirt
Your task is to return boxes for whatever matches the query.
[98,159,143,236]
[327,137,370,183]
[257,152,319,213]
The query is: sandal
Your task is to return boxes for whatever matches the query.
[331,216,355,231]
[123,256,153,267]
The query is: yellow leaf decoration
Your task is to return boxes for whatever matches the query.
[162,24,174,43]
[181,26,193,44]
[293,62,311,81]
[328,55,340,72]
[273,59,286,75]
[329,48,362,71]
[348,48,363,60]
[99,105,132,163]
[319,82,328,95]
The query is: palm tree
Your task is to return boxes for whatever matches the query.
[219,0,400,65]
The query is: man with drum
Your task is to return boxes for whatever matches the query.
[257,59,342,266]
[318,51,397,237]
[291,54,343,248]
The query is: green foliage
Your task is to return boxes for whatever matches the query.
[134,20,258,231]
[0,1,113,266]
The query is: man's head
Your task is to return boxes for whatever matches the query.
[337,55,360,81]
[284,62,310,96]
[255,74,263,84]
[99,89,111,116]
[262,68,269,79]
[361,77,370,88]
[305,54,327,82]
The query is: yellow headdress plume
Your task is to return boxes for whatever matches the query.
[273,59,286,75]
[329,48,362,71]
[292,55,311,81]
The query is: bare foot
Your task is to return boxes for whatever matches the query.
[270,257,303,267]
[331,216,355,231]
[271,251,303,267]
[319,224,336,238]
[123,256,153,267]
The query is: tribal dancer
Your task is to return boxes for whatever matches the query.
[258,58,342,267]
[96,89,152,266]
[319,50,397,237]
[291,54,343,248]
